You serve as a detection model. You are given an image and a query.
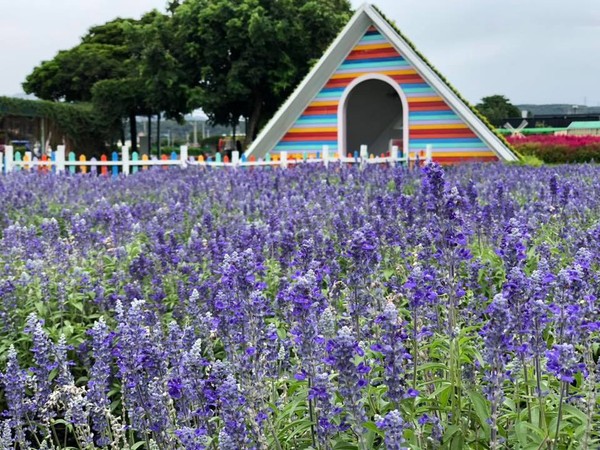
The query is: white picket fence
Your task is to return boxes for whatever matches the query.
[0,144,433,175]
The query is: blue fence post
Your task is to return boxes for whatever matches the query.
[112,151,119,177]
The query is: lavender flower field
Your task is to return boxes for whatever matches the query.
[0,163,599,449]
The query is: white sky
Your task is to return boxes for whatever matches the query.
[1,0,599,105]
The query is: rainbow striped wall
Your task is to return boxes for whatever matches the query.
[273,27,498,164]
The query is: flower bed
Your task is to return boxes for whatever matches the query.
[0,164,599,449]
[508,134,600,163]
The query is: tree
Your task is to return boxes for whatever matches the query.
[476,95,522,126]
[173,0,352,147]
[135,11,192,153]
[23,15,185,154]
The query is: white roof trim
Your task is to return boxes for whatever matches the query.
[364,7,517,161]
[246,3,517,162]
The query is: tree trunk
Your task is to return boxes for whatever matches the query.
[156,114,161,156]
[129,113,137,154]
[244,94,262,149]
[147,115,152,156]
[120,119,126,147]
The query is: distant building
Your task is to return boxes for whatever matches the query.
[503,114,600,130]
[564,121,600,136]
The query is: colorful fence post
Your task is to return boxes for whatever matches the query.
[232,150,240,168]
[41,154,49,173]
[100,155,108,176]
[68,152,76,174]
[180,145,188,168]
[322,145,329,168]
[90,157,98,175]
[170,151,178,169]
[215,153,222,164]
[390,145,398,167]
[131,151,139,174]
[112,151,119,177]
[23,152,31,171]
[360,145,368,160]
[142,154,149,171]
[425,144,433,164]
[14,152,22,172]
[161,154,169,169]
[121,146,130,176]
[51,151,56,173]
[0,145,8,173]
[79,155,87,174]
[55,145,66,173]
[25,152,33,171]
[280,151,288,169]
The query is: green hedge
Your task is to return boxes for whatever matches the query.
[0,96,118,153]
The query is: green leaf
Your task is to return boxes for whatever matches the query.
[443,424,461,443]
[562,404,587,424]
[332,441,359,450]
[363,421,384,437]
[466,390,491,437]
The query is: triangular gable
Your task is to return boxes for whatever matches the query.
[246,4,518,162]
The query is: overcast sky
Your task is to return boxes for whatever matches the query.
[1,0,598,105]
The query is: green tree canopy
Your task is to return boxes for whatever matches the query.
[23,16,179,153]
[23,18,135,102]
[173,0,352,146]
[476,95,522,126]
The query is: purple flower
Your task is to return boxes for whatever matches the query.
[377,410,409,450]
[325,326,369,433]
[545,344,587,383]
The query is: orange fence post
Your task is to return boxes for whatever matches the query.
[80,155,87,174]
[100,154,108,176]
[40,154,49,173]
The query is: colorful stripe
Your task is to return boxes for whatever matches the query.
[273,30,497,163]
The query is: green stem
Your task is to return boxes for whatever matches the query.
[307,377,318,450]
[521,354,532,423]
[265,412,283,450]
[582,349,596,450]
[553,382,566,450]
[412,308,418,392]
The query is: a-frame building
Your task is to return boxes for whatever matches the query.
[246,4,518,163]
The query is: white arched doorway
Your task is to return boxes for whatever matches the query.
[337,74,409,157]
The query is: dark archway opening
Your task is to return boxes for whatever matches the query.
[345,79,404,156]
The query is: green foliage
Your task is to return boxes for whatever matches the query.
[0,96,117,152]
[173,0,352,145]
[22,43,129,102]
[476,95,522,126]
[508,153,544,167]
